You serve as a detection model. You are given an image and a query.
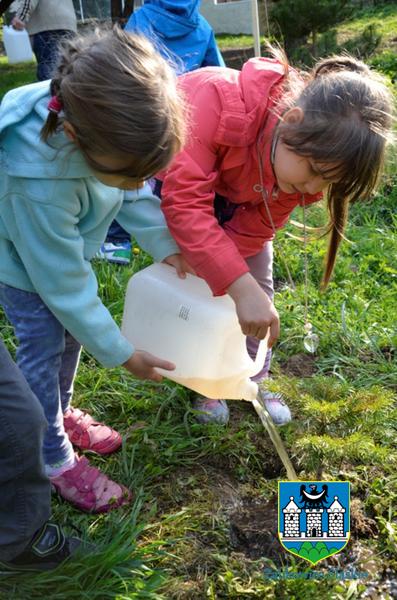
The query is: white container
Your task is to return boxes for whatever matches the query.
[3,26,33,64]
[121,263,268,400]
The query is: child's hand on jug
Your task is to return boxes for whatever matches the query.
[162,253,196,279]
[123,350,175,382]
[228,273,280,345]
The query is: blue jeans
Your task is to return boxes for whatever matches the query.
[32,30,75,81]
[0,284,79,466]
[106,219,130,244]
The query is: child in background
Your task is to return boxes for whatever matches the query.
[101,0,225,264]
[0,27,187,513]
[156,49,394,426]
[125,0,225,74]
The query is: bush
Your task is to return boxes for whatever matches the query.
[271,0,352,53]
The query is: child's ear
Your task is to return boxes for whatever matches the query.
[63,120,78,143]
[283,106,304,124]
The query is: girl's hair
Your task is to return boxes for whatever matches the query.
[274,49,394,287]
[41,26,186,180]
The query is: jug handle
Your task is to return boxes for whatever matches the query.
[250,332,270,376]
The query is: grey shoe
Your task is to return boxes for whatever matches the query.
[259,389,292,425]
[192,397,229,425]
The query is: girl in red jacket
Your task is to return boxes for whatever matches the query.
[157,48,394,426]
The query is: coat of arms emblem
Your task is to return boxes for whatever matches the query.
[278,481,350,565]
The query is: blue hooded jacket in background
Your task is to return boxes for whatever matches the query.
[125,0,225,74]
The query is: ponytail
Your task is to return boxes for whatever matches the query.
[40,83,63,142]
[322,190,350,289]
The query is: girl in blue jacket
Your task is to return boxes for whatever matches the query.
[0,27,187,513]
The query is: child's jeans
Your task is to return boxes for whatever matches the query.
[0,284,79,467]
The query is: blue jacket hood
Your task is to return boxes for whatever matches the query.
[125,0,225,73]
[130,1,201,38]
[0,80,91,178]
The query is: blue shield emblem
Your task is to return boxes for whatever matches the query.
[278,481,350,565]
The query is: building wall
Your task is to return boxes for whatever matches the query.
[201,0,254,35]
[72,1,255,35]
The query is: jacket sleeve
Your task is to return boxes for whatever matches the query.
[2,182,134,368]
[160,78,249,296]
[14,0,39,22]
[115,182,179,261]
[202,31,226,68]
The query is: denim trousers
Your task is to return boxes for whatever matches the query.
[0,339,51,561]
[106,219,130,244]
[0,284,79,467]
[32,29,75,82]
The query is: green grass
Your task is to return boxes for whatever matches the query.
[1,5,397,599]
[216,34,267,51]
[0,56,36,97]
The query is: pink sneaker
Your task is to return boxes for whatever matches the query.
[64,407,122,455]
[50,454,132,513]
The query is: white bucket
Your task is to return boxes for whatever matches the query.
[121,263,268,400]
[3,26,33,64]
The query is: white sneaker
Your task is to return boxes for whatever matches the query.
[96,242,131,265]
[192,397,229,425]
[259,389,292,425]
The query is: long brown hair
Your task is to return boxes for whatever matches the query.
[276,52,394,287]
[41,26,186,180]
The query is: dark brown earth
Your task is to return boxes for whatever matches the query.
[279,353,317,377]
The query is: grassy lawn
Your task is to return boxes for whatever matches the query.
[0,5,396,599]
[0,56,36,97]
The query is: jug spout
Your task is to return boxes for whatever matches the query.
[238,378,259,401]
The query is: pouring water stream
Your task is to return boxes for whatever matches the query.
[251,393,297,480]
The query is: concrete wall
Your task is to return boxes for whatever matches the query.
[201,0,254,35]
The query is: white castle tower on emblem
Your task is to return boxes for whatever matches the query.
[327,496,345,537]
[280,485,348,542]
[283,497,301,538]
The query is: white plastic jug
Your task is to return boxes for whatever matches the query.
[121,263,268,401]
[3,26,33,64]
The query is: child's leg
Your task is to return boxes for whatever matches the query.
[59,332,82,413]
[0,285,75,468]
[245,242,274,380]
[245,244,291,425]
[0,339,51,561]
[0,286,130,512]
[60,331,122,455]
